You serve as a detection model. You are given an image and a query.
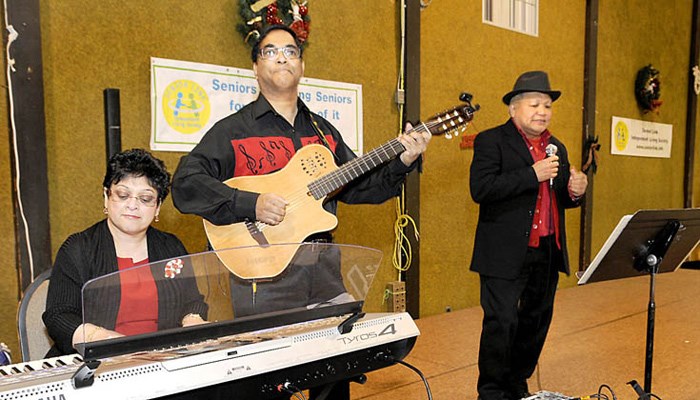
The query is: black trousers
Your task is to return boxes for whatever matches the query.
[476,236,561,400]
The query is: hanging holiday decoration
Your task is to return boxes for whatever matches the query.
[238,0,310,48]
[634,64,662,113]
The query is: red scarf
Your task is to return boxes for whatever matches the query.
[514,122,561,249]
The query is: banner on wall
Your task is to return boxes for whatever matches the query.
[150,57,364,154]
[610,116,672,158]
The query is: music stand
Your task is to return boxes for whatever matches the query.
[577,209,700,399]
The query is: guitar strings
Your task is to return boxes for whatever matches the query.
[255,117,454,232]
[258,138,405,223]
[307,118,443,194]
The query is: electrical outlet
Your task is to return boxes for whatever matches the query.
[386,281,406,312]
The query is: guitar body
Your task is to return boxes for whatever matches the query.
[203,144,339,279]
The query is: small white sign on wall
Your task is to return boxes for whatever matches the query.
[610,116,672,158]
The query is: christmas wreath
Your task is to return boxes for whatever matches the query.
[634,64,662,113]
[237,0,310,48]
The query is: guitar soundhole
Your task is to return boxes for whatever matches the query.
[300,151,328,176]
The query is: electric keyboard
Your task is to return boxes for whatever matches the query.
[0,312,419,399]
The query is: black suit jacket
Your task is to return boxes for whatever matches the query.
[469,119,581,279]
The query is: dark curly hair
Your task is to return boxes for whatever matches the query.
[251,24,303,63]
[103,148,171,203]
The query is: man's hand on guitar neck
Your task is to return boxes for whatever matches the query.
[398,122,432,167]
[256,193,288,225]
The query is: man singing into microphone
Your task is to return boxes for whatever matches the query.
[469,71,588,400]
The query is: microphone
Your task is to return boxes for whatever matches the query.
[545,144,558,187]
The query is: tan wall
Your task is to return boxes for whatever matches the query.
[1,1,699,359]
[417,0,696,317]
[419,1,587,315]
[41,1,249,256]
[1,0,404,358]
[592,1,692,257]
[39,0,402,257]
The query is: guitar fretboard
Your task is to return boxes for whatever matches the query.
[307,123,432,200]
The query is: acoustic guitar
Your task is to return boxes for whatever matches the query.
[205,99,479,279]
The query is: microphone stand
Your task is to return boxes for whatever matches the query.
[627,219,681,399]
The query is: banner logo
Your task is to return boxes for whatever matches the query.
[162,79,211,134]
[614,120,629,151]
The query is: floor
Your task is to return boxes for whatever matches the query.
[350,268,700,400]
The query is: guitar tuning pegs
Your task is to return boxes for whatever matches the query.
[459,92,473,102]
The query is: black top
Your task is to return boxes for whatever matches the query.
[43,220,208,355]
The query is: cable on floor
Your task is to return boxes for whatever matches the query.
[395,359,432,400]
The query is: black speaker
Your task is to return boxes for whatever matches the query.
[104,88,121,164]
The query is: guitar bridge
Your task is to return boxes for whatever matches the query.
[246,220,270,247]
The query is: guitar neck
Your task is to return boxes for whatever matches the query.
[308,123,432,199]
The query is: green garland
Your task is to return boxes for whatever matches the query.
[237,0,310,48]
[634,64,662,113]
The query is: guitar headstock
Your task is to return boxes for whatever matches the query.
[424,93,480,139]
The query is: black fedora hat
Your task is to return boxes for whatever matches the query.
[502,71,561,105]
